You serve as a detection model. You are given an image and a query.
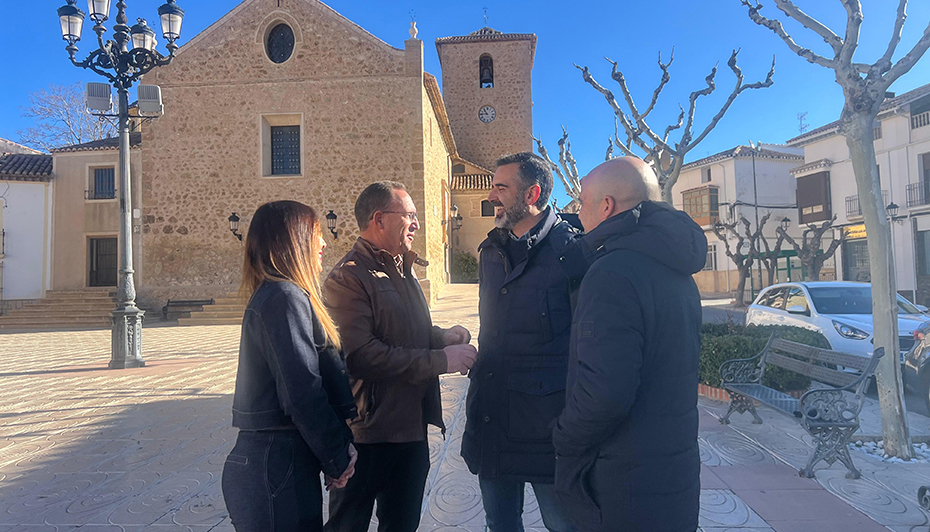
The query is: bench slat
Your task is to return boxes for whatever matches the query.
[765,352,859,388]
[770,338,870,371]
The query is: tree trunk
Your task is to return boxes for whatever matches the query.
[845,112,914,459]
[807,259,821,282]
[734,265,750,307]
[660,160,683,205]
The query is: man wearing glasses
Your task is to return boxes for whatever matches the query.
[324,181,477,532]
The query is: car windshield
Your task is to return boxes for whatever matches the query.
[807,286,922,315]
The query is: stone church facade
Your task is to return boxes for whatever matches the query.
[36,0,536,311]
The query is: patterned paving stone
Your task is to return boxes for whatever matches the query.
[699,489,770,528]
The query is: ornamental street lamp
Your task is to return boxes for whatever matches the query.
[887,202,900,219]
[58,0,185,369]
[781,217,791,232]
[450,204,463,231]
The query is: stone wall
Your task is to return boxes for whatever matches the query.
[438,39,534,171]
[421,79,452,301]
[139,1,443,306]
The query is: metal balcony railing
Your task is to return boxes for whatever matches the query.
[913,111,930,130]
[845,190,888,217]
[907,182,930,208]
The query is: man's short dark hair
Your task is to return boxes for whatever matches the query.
[496,152,553,210]
[355,181,406,231]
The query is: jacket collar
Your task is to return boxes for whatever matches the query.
[479,206,559,253]
[353,238,429,277]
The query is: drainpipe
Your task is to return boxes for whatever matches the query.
[718,162,731,294]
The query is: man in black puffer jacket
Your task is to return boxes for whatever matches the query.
[554,157,706,532]
[462,152,581,532]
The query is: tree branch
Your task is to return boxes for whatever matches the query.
[689,51,775,151]
[741,0,838,69]
[838,0,864,66]
[773,0,845,53]
[875,0,909,75]
[605,58,667,149]
[642,48,674,119]
[534,134,578,200]
[883,17,930,85]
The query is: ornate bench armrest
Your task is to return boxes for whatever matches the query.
[798,388,863,424]
[719,353,765,385]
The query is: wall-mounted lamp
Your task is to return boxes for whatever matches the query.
[780,217,791,232]
[228,212,242,241]
[326,210,338,239]
[450,204,463,231]
[886,202,899,218]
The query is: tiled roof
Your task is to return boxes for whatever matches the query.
[789,158,833,176]
[786,82,930,145]
[0,138,42,155]
[682,145,803,170]
[436,27,537,65]
[50,132,142,153]
[0,154,53,182]
[451,174,493,190]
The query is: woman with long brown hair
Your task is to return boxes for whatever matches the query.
[222,200,357,531]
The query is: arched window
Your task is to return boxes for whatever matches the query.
[479,55,494,88]
[481,200,495,217]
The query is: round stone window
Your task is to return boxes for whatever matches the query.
[266,24,295,64]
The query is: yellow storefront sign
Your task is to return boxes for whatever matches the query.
[843,224,867,240]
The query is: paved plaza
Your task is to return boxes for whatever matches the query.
[1,285,930,531]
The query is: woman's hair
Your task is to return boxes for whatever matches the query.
[240,200,340,350]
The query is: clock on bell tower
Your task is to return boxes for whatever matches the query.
[436,26,536,171]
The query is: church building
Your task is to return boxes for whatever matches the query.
[3,0,537,323]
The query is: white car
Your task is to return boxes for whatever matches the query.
[745,281,930,360]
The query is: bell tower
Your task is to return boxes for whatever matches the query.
[436,27,536,171]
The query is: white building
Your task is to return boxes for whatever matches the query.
[786,83,930,306]
[672,144,806,296]
[0,141,53,304]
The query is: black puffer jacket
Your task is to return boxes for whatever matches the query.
[553,201,706,532]
[462,207,581,483]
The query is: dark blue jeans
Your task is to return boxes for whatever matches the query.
[479,476,576,532]
[222,429,324,532]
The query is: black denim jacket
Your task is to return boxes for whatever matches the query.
[232,279,357,478]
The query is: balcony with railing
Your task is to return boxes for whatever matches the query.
[908,182,930,208]
[846,190,888,217]
[914,111,930,130]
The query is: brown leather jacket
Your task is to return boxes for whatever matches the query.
[323,238,447,444]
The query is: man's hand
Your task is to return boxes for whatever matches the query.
[325,443,358,491]
[441,325,472,346]
[444,344,477,375]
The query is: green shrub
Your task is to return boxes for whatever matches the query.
[451,252,479,283]
[700,324,831,392]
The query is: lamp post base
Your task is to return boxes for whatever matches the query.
[109,306,145,369]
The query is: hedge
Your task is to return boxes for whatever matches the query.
[700,323,831,392]
[451,252,479,283]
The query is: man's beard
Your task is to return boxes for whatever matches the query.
[494,200,530,230]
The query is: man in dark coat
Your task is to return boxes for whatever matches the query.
[553,157,707,532]
[462,152,580,532]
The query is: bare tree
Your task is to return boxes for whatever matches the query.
[757,217,787,286]
[572,48,775,204]
[742,0,930,458]
[713,215,766,307]
[17,83,115,153]
[775,217,844,282]
[534,127,583,206]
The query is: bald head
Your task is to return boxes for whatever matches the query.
[578,157,661,232]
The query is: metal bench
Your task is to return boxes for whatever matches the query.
[162,298,214,320]
[718,333,884,479]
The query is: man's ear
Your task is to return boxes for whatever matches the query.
[372,212,383,228]
[526,184,541,207]
[602,195,617,220]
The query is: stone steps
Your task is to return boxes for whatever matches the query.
[177,293,245,327]
[0,289,117,330]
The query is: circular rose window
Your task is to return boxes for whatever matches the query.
[266,24,295,64]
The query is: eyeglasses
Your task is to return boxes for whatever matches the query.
[382,211,419,222]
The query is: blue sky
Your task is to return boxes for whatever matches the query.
[2,1,929,206]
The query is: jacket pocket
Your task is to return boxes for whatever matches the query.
[506,369,566,442]
[555,453,603,527]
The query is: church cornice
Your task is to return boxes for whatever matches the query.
[435,28,537,66]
